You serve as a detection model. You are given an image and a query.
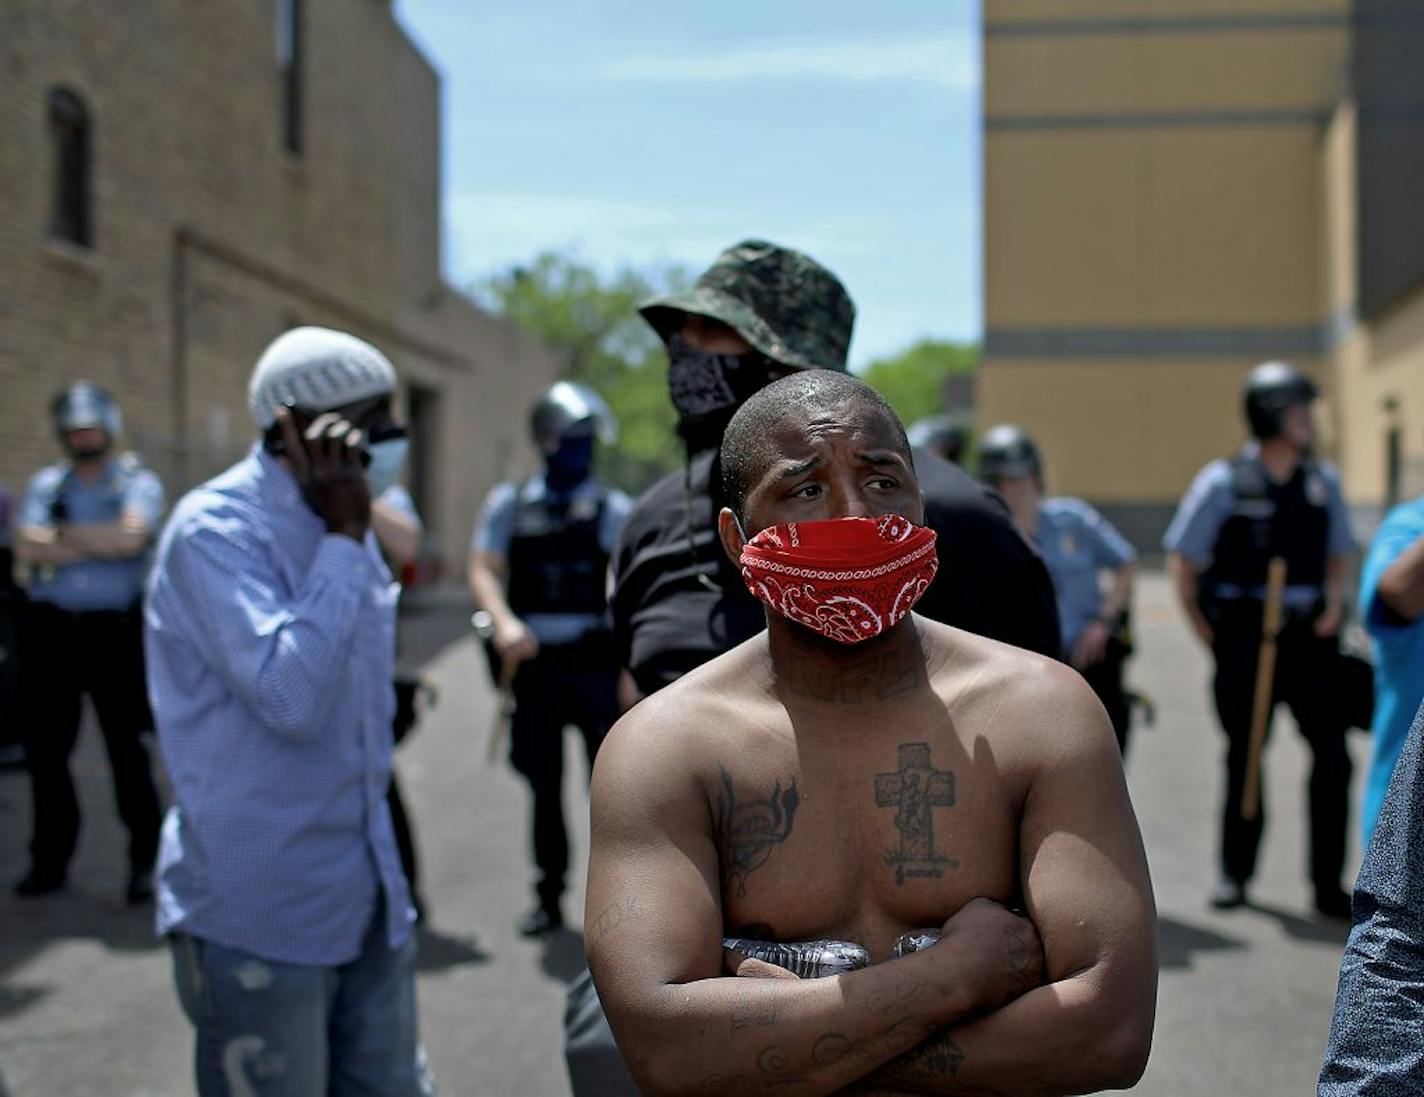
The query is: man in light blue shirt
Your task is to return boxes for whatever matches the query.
[12,383,165,902]
[979,425,1138,753]
[1357,495,1424,845]
[145,327,431,1096]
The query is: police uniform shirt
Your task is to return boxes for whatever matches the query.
[1162,444,1356,610]
[610,447,1063,699]
[1036,497,1136,656]
[473,474,631,646]
[20,457,165,611]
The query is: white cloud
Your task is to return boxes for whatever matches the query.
[602,38,977,90]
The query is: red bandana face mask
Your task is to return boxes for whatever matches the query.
[738,515,939,645]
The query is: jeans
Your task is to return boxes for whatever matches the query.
[169,905,432,1096]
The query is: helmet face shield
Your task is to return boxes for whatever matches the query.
[52,383,122,438]
[977,424,1043,484]
[1244,361,1318,440]
[530,381,617,453]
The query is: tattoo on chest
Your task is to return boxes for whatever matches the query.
[875,742,957,885]
[716,767,800,898]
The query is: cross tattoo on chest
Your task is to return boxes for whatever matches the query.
[875,742,957,886]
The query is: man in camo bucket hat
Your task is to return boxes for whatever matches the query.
[565,240,1061,1097]
[638,239,854,454]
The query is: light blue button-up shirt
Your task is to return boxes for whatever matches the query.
[145,446,412,966]
[1036,497,1136,655]
[472,475,631,645]
[1162,445,1355,610]
[21,457,165,611]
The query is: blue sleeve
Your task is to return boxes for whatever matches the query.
[1321,465,1358,557]
[19,469,62,528]
[471,482,517,555]
[1162,462,1232,563]
[124,469,166,530]
[600,489,633,555]
[1319,705,1424,1093]
[1074,501,1136,568]
[1361,505,1424,638]
[151,516,373,739]
[377,485,423,530]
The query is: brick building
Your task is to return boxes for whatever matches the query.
[0,1,561,571]
[980,0,1424,547]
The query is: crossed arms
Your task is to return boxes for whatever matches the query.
[584,673,1158,1096]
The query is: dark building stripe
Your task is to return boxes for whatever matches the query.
[985,109,1325,132]
[985,12,1349,38]
[984,325,1326,359]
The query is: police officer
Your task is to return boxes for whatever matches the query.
[468,382,631,936]
[980,424,1138,753]
[1164,361,1356,916]
[12,383,165,901]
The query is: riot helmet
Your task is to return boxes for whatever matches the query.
[529,382,617,454]
[52,382,122,460]
[978,424,1043,485]
[1243,361,1318,440]
[907,415,969,465]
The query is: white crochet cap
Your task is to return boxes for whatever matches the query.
[248,326,397,428]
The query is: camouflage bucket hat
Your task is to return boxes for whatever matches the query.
[639,239,855,372]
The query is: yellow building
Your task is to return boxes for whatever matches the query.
[1,2,560,572]
[980,0,1424,546]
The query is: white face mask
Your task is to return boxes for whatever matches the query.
[365,437,409,497]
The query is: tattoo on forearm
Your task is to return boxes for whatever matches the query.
[780,650,924,704]
[1002,923,1038,996]
[716,767,800,897]
[864,977,926,1017]
[731,983,780,1032]
[586,895,640,951]
[874,1032,967,1084]
[875,743,958,885]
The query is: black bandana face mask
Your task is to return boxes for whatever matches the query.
[667,337,775,453]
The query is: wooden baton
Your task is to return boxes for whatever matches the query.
[1241,557,1288,822]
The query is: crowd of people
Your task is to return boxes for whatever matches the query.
[3,237,1424,1093]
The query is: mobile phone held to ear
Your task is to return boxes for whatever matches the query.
[263,404,372,466]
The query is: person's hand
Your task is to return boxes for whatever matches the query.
[1189,612,1215,648]
[1314,603,1342,639]
[1071,619,1111,669]
[277,407,371,541]
[936,898,1044,1013]
[493,617,539,668]
[724,950,800,980]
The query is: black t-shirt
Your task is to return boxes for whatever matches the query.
[610,447,1062,697]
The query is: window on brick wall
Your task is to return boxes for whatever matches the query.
[47,87,92,247]
[276,0,303,155]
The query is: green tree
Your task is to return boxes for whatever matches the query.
[859,339,978,427]
[476,252,689,492]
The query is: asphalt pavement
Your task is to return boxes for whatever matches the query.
[0,570,1370,1095]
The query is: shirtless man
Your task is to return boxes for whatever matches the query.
[585,372,1157,1096]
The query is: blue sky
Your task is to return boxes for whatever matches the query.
[393,1,982,369]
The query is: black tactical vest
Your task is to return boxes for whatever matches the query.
[1207,456,1330,595]
[505,481,610,618]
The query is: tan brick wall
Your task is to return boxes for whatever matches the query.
[980,3,1352,532]
[0,1,558,572]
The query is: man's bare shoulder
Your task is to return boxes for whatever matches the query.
[597,637,774,783]
[918,616,1115,762]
